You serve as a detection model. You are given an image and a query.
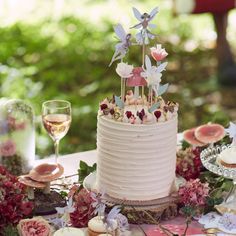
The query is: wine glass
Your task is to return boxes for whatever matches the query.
[42,100,71,163]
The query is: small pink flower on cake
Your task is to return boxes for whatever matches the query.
[150,44,168,62]
[116,62,133,78]
[17,217,52,236]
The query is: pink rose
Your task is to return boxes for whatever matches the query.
[17,217,52,236]
[0,140,16,157]
[150,44,168,61]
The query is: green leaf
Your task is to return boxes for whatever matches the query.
[221,180,233,192]
[2,225,18,236]
[209,187,223,198]
[148,102,160,113]
[157,83,169,96]
[78,161,97,184]
[115,95,124,109]
[80,160,88,170]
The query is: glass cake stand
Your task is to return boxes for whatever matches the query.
[200,144,236,214]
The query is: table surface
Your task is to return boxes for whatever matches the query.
[35,147,205,235]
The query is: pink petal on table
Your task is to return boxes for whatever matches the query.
[126,67,147,87]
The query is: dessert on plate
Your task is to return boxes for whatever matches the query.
[96,7,179,201]
[88,216,117,236]
[218,147,236,168]
[217,122,236,168]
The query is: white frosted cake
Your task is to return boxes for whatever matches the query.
[97,113,177,201]
[96,7,178,201]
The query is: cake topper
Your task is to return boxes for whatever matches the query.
[109,24,132,66]
[131,7,158,45]
[141,55,168,105]
[225,122,236,146]
[103,6,178,124]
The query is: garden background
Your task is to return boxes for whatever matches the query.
[0,0,235,158]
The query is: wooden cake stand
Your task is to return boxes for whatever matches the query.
[84,172,179,224]
[104,193,178,224]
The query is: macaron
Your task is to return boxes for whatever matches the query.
[88,216,117,236]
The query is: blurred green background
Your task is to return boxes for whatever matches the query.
[0,0,235,158]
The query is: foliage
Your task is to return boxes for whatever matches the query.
[78,161,97,184]
[0,14,232,157]
[1,225,18,236]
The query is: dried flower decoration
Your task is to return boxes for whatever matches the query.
[0,165,33,232]
[69,187,95,228]
[178,179,210,207]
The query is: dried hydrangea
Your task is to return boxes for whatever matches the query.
[0,165,33,232]
[178,178,210,207]
[69,187,95,228]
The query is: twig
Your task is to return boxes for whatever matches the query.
[182,217,190,236]
[58,173,78,180]
[130,206,147,236]
[142,210,175,236]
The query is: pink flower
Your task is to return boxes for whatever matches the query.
[178,179,210,207]
[17,217,52,236]
[150,44,168,61]
[70,187,95,227]
[0,140,16,157]
[0,165,33,231]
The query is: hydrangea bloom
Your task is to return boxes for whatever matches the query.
[178,178,210,207]
[0,165,33,231]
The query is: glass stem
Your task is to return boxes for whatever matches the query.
[54,140,59,164]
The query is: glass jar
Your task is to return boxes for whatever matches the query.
[0,98,35,175]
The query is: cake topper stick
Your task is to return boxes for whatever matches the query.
[225,122,236,146]
[109,24,132,67]
[116,62,133,103]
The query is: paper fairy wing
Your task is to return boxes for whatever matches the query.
[114,24,127,41]
[149,7,159,21]
[145,55,152,71]
[156,62,168,73]
[67,197,75,213]
[132,7,142,21]
[55,206,65,215]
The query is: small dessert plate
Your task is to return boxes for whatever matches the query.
[218,216,236,234]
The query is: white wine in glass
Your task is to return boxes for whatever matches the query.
[42,100,71,163]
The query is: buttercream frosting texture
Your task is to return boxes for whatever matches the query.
[96,115,178,201]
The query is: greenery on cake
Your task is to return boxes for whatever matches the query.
[99,7,178,124]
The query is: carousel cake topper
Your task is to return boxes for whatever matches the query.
[99,6,178,125]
